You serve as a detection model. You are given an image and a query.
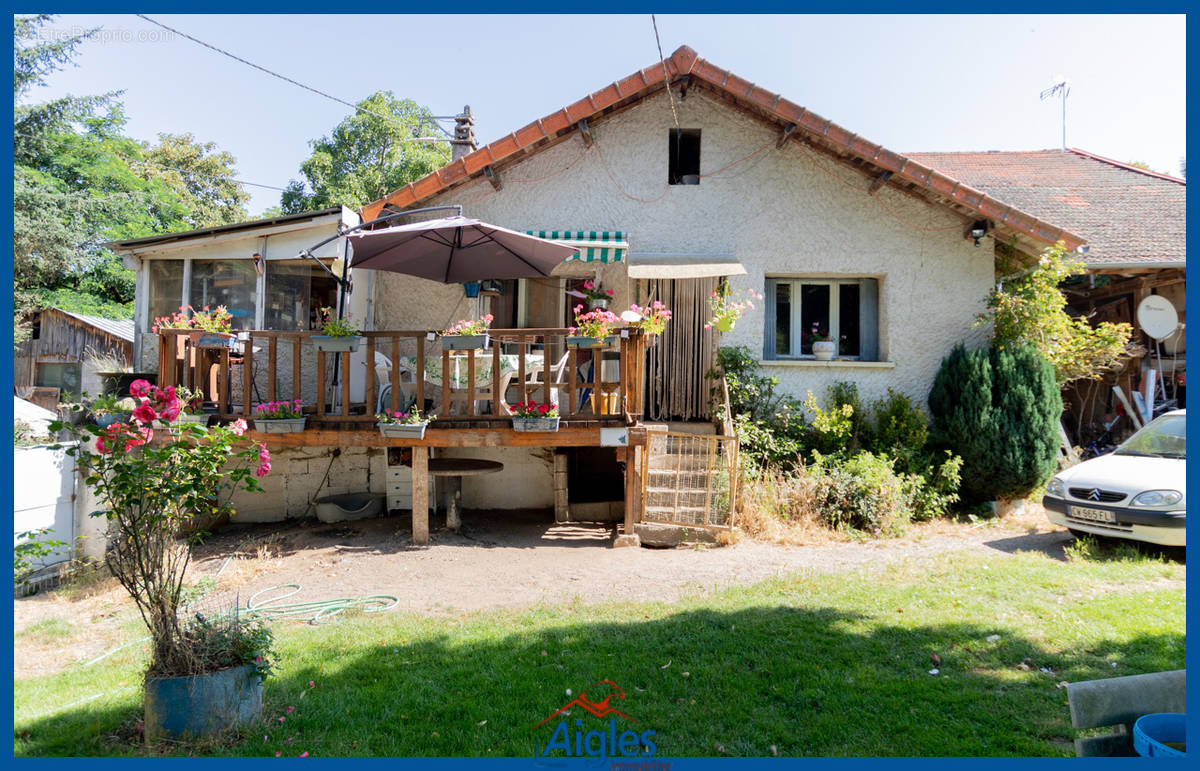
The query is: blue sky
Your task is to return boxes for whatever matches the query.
[31,13,1187,215]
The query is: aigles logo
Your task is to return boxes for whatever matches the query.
[533,680,658,760]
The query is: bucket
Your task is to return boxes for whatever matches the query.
[1133,713,1186,757]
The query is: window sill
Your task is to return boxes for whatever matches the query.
[757,359,897,370]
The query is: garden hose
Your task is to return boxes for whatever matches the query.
[244,584,399,624]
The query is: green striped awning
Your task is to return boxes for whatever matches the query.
[525,231,628,263]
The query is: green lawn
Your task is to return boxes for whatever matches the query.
[14,541,1185,757]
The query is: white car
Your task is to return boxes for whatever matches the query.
[1043,409,1186,547]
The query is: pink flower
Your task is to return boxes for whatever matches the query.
[129,379,152,398]
[132,403,158,424]
[278,716,286,723]
[160,404,181,422]
[286,706,295,714]
[308,681,315,688]
[232,419,248,436]
[300,753,309,757]
[605,289,614,297]
[581,280,594,290]
[275,752,282,757]
[96,435,110,454]
[704,323,712,330]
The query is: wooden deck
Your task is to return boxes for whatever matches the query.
[157,327,651,545]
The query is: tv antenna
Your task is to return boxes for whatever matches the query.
[1040,79,1070,151]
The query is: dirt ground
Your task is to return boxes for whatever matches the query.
[9,504,1152,679]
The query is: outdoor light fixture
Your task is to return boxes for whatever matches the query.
[970,221,988,247]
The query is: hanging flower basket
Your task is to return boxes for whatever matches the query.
[714,317,735,333]
[310,335,362,353]
[512,416,560,432]
[378,422,428,439]
[443,333,489,350]
[253,417,307,434]
[589,298,609,310]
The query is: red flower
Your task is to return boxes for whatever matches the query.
[538,404,550,414]
[132,403,158,424]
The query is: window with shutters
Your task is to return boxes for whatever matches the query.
[763,277,880,361]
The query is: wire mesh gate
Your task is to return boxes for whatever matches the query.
[641,431,739,529]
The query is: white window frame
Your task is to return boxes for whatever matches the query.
[765,277,879,361]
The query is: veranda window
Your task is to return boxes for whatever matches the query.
[764,278,879,360]
[190,260,257,331]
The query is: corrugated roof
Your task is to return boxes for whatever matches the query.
[54,309,135,342]
[907,149,1185,267]
[107,206,344,251]
[359,45,1083,250]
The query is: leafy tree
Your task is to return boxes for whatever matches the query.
[13,15,250,333]
[929,343,1061,503]
[281,91,446,213]
[979,241,1133,385]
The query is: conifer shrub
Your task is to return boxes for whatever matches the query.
[929,343,1061,503]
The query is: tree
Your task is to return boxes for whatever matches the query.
[281,91,446,213]
[13,15,251,334]
[979,241,1133,385]
[929,343,1061,503]
[138,132,249,229]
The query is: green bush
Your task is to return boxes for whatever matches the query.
[865,389,929,471]
[929,343,1061,502]
[717,347,808,471]
[811,452,912,535]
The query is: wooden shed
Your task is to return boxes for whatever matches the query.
[14,308,135,404]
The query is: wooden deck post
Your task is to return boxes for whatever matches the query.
[411,446,429,546]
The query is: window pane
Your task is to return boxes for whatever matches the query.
[774,282,792,356]
[190,260,257,331]
[799,284,830,355]
[36,362,81,394]
[263,262,338,330]
[147,261,184,331]
[839,283,860,356]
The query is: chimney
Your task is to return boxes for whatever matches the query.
[450,105,476,162]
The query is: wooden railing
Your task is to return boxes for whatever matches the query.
[156,328,648,428]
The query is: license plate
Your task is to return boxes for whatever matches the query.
[1070,505,1116,523]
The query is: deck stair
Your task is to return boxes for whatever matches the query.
[640,431,737,529]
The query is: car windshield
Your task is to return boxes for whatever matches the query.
[1114,413,1186,459]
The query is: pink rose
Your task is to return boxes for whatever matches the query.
[129,379,152,398]
[160,404,181,422]
[231,419,248,436]
[132,403,158,424]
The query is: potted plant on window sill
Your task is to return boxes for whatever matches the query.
[441,314,493,350]
[310,307,363,352]
[510,399,560,432]
[252,399,307,433]
[806,324,837,361]
[706,281,762,333]
[376,407,434,439]
[51,381,275,741]
[567,305,620,348]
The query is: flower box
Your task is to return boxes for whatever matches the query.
[173,413,210,426]
[310,335,362,353]
[144,664,262,741]
[512,416,560,432]
[442,333,488,350]
[566,335,617,349]
[378,422,428,439]
[188,331,236,349]
[252,417,307,434]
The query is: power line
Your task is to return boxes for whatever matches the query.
[651,15,680,130]
[135,14,451,158]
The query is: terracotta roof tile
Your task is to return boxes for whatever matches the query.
[908,149,1185,266]
[359,46,1082,249]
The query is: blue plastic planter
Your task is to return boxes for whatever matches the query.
[463,281,482,298]
[1133,713,1186,757]
[144,664,262,740]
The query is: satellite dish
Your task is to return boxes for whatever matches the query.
[1136,295,1179,340]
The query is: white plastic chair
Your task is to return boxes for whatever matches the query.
[365,350,417,414]
[519,352,570,409]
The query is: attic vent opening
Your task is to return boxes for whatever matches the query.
[668,129,701,185]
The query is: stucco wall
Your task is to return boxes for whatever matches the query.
[379,89,993,409]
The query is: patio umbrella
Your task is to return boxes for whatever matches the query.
[344,216,579,283]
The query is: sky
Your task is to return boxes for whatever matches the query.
[29,13,1187,215]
